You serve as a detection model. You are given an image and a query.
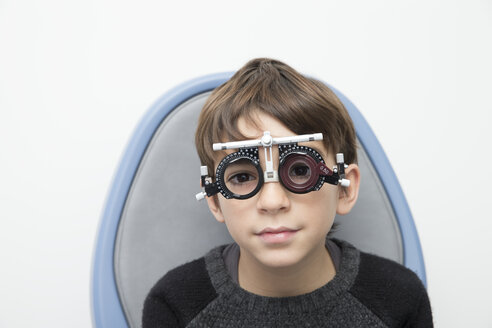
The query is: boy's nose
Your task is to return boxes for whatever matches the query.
[256,180,290,214]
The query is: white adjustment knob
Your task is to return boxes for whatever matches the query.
[261,131,273,146]
[195,192,206,201]
[340,179,350,187]
[336,153,345,164]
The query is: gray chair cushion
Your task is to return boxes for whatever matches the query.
[114,92,402,328]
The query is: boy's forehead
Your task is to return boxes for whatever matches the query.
[236,112,282,139]
[234,114,284,141]
[239,115,330,154]
[211,111,332,164]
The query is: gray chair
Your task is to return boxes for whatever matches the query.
[91,72,426,328]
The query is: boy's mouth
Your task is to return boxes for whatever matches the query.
[256,227,299,244]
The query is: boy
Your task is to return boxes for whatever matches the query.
[142,58,432,327]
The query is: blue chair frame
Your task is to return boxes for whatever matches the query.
[91,72,426,327]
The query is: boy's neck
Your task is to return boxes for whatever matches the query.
[237,243,336,297]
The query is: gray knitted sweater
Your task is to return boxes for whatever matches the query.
[143,239,432,327]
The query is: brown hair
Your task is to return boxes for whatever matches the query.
[195,58,357,176]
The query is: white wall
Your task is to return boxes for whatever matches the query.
[1,1,491,327]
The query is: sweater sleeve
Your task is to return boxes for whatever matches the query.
[404,287,433,328]
[142,292,180,328]
[350,252,433,327]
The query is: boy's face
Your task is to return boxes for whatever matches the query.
[206,111,359,270]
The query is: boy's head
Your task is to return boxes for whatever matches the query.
[195,58,357,180]
[194,58,360,270]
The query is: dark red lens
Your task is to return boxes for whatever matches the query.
[279,153,319,193]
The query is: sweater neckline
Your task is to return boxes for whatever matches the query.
[204,238,360,314]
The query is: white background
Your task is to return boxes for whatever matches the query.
[1,1,491,327]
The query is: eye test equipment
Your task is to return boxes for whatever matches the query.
[195,131,350,201]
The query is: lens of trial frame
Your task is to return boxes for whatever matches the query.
[280,153,319,192]
[223,158,260,196]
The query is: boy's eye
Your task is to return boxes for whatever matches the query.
[287,163,312,184]
[225,170,259,195]
[289,165,310,177]
[223,157,260,195]
[228,172,256,184]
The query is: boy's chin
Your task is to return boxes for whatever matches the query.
[252,250,309,270]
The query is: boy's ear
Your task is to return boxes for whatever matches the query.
[336,164,360,215]
[206,195,225,223]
